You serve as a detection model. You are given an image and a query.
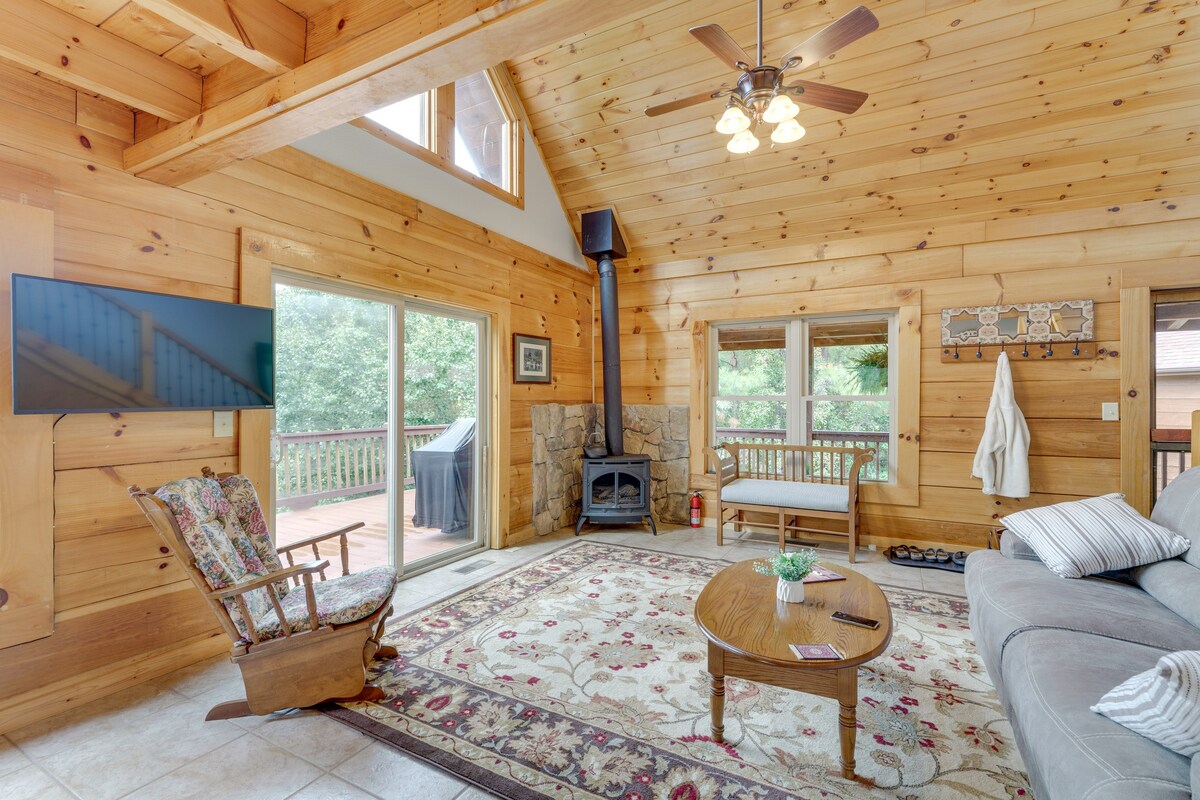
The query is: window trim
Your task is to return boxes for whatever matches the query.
[689,287,921,507]
[352,66,525,208]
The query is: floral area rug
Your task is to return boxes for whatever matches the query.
[325,542,1032,799]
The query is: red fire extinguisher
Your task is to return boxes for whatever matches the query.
[690,491,702,528]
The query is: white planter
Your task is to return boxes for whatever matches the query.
[776,577,805,604]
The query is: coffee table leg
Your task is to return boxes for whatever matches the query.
[837,667,858,779]
[708,642,725,743]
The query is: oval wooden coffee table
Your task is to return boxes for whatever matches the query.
[694,559,893,779]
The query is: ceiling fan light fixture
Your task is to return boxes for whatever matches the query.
[727,129,760,154]
[771,117,806,144]
[715,103,751,134]
[762,93,799,123]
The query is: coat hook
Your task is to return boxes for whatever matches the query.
[952,343,960,360]
[975,342,983,359]
[1022,341,1030,358]
[1046,340,1055,357]
[1072,336,1081,356]
[1000,341,1007,354]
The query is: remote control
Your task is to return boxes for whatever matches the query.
[830,610,880,630]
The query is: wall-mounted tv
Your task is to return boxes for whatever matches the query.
[12,274,274,414]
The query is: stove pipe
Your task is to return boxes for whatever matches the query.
[581,210,628,457]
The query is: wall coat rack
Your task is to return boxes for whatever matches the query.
[939,299,1105,363]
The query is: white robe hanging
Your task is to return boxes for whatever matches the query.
[971,351,1030,498]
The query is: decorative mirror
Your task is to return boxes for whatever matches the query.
[940,300,1093,346]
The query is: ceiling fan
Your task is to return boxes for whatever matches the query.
[645,2,879,153]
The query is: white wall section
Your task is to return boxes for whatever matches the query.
[294,124,586,268]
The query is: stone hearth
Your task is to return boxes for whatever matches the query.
[531,403,689,535]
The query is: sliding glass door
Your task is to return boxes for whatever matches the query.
[271,277,488,574]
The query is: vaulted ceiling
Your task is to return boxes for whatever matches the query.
[4,0,1197,268]
[508,0,1198,264]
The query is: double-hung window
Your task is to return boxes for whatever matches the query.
[712,313,896,482]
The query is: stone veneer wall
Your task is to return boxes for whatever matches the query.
[531,403,689,535]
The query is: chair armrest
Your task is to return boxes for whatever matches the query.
[209,560,329,643]
[277,521,364,577]
[846,449,877,495]
[206,560,329,601]
[704,446,736,488]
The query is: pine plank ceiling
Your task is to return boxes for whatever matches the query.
[4,0,1196,267]
[507,0,1199,264]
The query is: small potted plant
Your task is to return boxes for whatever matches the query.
[753,549,820,604]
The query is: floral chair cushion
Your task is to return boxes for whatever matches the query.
[216,474,283,573]
[252,564,398,640]
[156,476,275,638]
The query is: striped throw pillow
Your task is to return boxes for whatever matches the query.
[1001,493,1188,579]
[1093,650,1200,757]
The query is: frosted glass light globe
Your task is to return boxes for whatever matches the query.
[771,118,806,144]
[762,93,800,124]
[715,104,751,135]
[727,129,760,154]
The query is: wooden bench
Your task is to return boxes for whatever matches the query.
[704,442,876,562]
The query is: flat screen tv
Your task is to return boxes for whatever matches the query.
[12,274,274,414]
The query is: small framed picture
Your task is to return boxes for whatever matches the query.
[513,333,552,383]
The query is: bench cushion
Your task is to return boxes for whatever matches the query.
[722,478,849,513]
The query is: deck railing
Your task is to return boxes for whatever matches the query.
[1153,440,1192,500]
[276,425,447,510]
[715,427,890,481]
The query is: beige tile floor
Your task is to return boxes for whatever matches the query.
[2,524,965,800]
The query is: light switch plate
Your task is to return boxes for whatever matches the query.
[213,411,234,438]
[1101,402,1119,421]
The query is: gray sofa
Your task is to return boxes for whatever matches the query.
[966,466,1200,800]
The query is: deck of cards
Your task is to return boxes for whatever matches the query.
[790,643,844,660]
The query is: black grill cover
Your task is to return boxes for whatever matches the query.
[411,418,475,533]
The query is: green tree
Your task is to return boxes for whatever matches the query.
[273,286,478,433]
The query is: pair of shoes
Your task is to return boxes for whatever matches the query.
[893,545,923,561]
[950,551,967,567]
[931,548,952,564]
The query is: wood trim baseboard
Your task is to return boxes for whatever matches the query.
[0,631,228,735]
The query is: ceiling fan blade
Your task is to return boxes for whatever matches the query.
[645,89,723,118]
[689,24,753,70]
[787,80,869,114]
[780,5,879,68]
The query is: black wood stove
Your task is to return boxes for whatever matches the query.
[575,209,655,536]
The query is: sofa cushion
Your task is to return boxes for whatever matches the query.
[1152,466,1200,566]
[999,529,1041,561]
[1093,650,1200,757]
[965,551,1200,697]
[722,478,848,513]
[1001,629,1190,800]
[1134,558,1200,631]
[1000,493,1188,578]
[252,564,397,640]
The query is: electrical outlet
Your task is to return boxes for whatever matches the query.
[213,411,234,438]
[1101,402,1119,422]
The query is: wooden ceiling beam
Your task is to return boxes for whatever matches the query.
[0,0,202,121]
[124,0,647,186]
[136,0,306,74]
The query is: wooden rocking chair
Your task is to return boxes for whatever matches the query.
[130,468,398,721]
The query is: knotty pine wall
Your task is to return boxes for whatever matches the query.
[0,61,591,732]
[597,195,1200,550]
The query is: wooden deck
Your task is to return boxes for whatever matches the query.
[275,490,474,570]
